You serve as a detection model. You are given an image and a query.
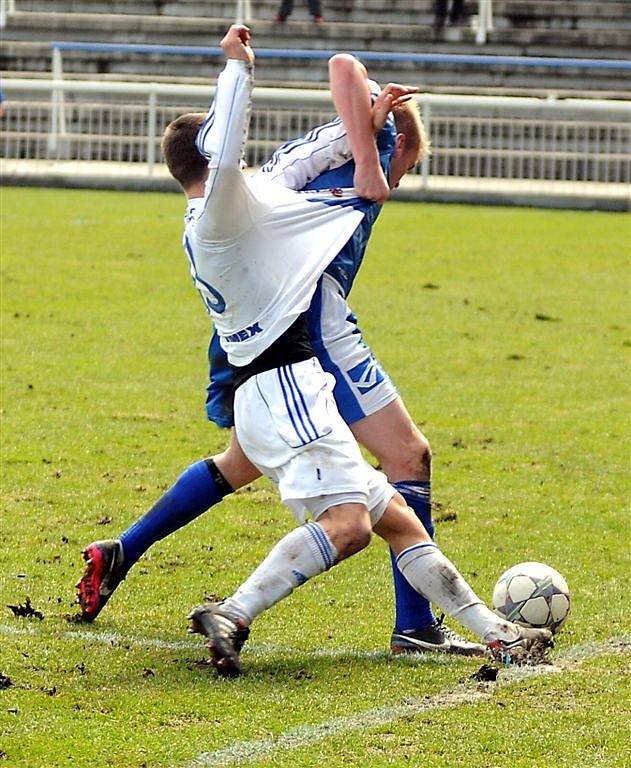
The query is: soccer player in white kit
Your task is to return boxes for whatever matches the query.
[159,25,553,676]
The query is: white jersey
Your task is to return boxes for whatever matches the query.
[183,59,365,367]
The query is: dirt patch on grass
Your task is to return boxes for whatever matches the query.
[7,598,44,620]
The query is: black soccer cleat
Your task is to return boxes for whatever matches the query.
[76,539,127,622]
[188,602,250,678]
[486,625,554,666]
[391,615,487,657]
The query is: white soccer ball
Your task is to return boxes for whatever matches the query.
[492,561,570,632]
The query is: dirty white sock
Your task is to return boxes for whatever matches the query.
[396,543,519,642]
[221,522,337,625]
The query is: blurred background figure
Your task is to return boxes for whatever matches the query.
[435,0,466,28]
[274,0,324,24]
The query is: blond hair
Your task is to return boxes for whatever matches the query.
[393,100,431,161]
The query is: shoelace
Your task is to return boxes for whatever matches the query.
[434,613,469,643]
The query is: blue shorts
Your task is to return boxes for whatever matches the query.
[206,274,398,429]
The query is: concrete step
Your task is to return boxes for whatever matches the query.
[12,0,631,28]
[11,1,441,26]
[5,11,631,54]
[493,1,631,30]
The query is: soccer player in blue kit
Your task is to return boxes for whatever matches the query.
[77,27,551,667]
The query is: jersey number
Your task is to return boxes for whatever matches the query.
[184,236,226,314]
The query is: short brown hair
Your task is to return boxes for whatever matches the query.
[393,100,431,162]
[161,113,209,189]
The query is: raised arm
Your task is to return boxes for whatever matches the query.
[328,54,390,203]
[258,77,385,191]
[194,26,257,241]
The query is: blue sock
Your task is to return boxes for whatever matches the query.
[119,459,232,567]
[390,480,436,632]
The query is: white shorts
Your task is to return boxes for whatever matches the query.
[233,357,395,524]
[308,273,399,425]
[206,273,398,429]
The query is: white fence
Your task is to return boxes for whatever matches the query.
[1,78,630,203]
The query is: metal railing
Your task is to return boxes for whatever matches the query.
[1,79,630,193]
[49,41,631,78]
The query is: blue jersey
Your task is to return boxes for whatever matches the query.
[304,124,394,296]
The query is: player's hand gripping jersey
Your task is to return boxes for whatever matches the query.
[184,59,372,367]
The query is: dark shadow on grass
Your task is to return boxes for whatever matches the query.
[179,646,463,686]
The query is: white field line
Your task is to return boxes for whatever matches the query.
[187,637,630,768]
[2,623,628,767]
[2,624,628,667]
[0,622,445,663]
[189,689,492,768]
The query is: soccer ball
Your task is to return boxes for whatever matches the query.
[492,561,570,632]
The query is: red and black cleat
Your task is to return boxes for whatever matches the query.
[76,539,126,622]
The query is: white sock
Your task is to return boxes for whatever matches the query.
[396,543,519,643]
[221,522,337,625]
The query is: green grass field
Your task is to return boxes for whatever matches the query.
[1,187,629,767]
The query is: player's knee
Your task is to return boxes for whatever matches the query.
[383,431,432,481]
[339,521,372,558]
[415,435,432,478]
[213,443,260,490]
[320,504,373,560]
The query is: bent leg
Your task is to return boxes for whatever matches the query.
[78,444,249,621]
[119,431,259,566]
[374,495,519,645]
[307,278,437,634]
[214,430,263,489]
[350,398,431,483]
[220,501,372,625]
[351,399,438,633]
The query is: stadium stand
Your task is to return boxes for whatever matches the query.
[2,1,630,96]
[2,2,629,209]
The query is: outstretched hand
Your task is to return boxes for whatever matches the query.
[220,24,255,63]
[372,83,418,132]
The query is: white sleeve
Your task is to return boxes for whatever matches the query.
[256,78,383,191]
[194,59,255,241]
[257,116,353,190]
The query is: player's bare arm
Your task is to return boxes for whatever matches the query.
[328,53,390,203]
